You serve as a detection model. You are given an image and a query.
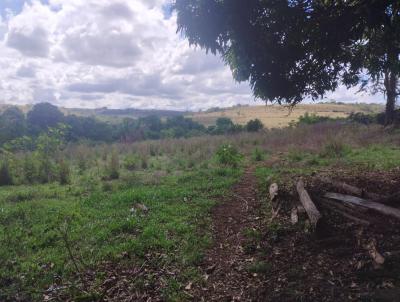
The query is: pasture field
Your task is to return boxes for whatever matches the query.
[188,103,384,127]
[1,122,400,301]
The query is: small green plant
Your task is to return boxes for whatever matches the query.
[251,147,265,162]
[215,144,242,167]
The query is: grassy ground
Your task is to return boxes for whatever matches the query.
[0,143,242,301]
[1,122,400,301]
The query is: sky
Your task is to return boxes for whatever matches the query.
[0,0,385,111]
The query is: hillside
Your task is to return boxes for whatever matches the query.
[0,102,384,127]
[0,104,185,123]
[188,103,384,128]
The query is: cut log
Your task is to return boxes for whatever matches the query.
[318,198,370,226]
[372,191,400,206]
[324,192,400,221]
[321,177,382,200]
[291,207,298,225]
[269,183,279,201]
[296,180,324,233]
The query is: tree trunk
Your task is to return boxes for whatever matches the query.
[384,63,398,125]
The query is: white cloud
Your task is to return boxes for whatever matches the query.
[0,0,385,110]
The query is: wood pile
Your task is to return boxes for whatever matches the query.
[271,177,400,267]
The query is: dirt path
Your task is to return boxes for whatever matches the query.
[191,166,264,301]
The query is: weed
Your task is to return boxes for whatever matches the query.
[251,147,266,162]
[320,139,349,158]
[215,144,242,167]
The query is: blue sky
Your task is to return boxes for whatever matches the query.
[0,0,50,17]
[0,0,26,16]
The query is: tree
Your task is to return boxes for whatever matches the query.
[0,107,26,144]
[27,103,64,133]
[175,1,400,124]
[246,119,264,132]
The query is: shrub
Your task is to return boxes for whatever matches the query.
[320,140,348,158]
[37,156,56,183]
[141,157,148,170]
[23,156,37,184]
[124,154,139,171]
[0,161,13,186]
[215,144,242,167]
[251,147,265,162]
[348,112,376,125]
[246,119,264,132]
[58,159,70,185]
[297,112,330,125]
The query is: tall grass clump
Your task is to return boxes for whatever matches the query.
[319,139,349,158]
[105,151,120,180]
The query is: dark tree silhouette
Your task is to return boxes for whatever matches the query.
[0,107,26,143]
[27,103,64,133]
[175,1,400,124]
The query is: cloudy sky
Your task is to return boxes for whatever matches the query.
[0,0,384,110]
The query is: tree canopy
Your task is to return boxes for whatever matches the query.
[174,0,400,124]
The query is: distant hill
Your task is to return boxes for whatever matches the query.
[188,103,384,128]
[0,104,186,123]
[62,107,186,123]
[0,102,384,128]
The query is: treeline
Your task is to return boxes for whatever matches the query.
[0,103,264,151]
[294,110,400,127]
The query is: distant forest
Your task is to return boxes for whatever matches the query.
[0,103,264,151]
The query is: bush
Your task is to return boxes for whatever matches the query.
[37,157,56,184]
[297,112,330,125]
[246,119,264,132]
[58,159,70,185]
[320,140,348,158]
[0,161,13,186]
[124,154,139,171]
[348,112,376,125]
[215,144,242,167]
[23,156,37,184]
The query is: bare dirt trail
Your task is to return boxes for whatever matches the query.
[190,166,265,301]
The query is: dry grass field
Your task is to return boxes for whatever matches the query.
[188,103,384,128]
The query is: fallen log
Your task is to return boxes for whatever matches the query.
[324,192,400,221]
[372,191,400,206]
[296,180,324,234]
[318,198,370,226]
[321,177,382,200]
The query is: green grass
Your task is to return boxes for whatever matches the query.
[0,165,241,301]
[285,144,400,172]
